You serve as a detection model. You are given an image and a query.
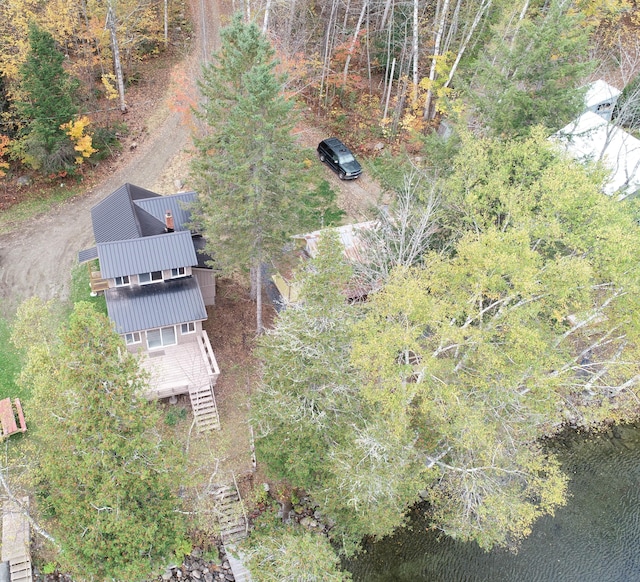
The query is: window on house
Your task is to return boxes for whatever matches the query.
[171,267,186,278]
[181,322,196,334]
[139,271,163,284]
[146,326,177,349]
[124,331,141,344]
[114,275,130,287]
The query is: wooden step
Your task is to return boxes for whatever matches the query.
[224,544,252,582]
[188,384,220,432]
[2,497,33,582]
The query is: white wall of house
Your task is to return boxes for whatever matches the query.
[123,320,204,353]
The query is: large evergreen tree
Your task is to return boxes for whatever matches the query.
[191,13,341,334]
[14,300,186,580]
[16,23,78,172]
[466,0,593,137]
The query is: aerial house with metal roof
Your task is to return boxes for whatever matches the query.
[78,183,221,432]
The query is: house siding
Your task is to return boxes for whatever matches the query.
[193,268,216,306]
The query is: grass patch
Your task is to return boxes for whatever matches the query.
[0,183,85,235]
[69,262,107,314]
[0,316,25,400]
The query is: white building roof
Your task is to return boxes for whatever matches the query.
[584,79,621,109]
[552,111,640,198]
[293,221,378,262]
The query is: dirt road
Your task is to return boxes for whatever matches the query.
[0,0,221,311]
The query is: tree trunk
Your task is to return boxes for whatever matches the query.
[343,0,369,86]
[412,0,419,107]
[444,0,493,89]
[255,259,263,335]
[383,57,396,119]
[164,0,169,47]
[379,0,393,31]
[320,0,339,104]
[424,0,451,120]
[263,0,272,33]
[106,5,127,113]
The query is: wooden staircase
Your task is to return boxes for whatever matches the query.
[212,484,247,543]
[212,483,252,581]
[188,383,220,432]
[2,497,33,582]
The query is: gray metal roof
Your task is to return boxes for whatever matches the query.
[134,191,197,231]
[98,230,198,279]
[78,246,98,263]
[91,183,163,243]
[105,276,206,334]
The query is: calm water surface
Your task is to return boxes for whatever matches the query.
[345,425,640,582]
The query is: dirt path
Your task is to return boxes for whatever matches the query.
[0,0,222,311]
[293,125,386,221]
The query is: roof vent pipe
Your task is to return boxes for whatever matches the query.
[165,210,174,232]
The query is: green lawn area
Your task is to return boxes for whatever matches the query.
[0,317,24,400]
[69,262,107,315]
[0,263,106,405]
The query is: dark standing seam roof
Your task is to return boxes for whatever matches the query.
[91,183,162,243]
[192,236,214,269]
[105,276,206,334]
[134,191,197,231]
[78,246,98,263]
[98,231,198,279]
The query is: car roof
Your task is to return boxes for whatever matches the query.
[323,137,349,150]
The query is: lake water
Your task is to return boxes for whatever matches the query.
[345,424,640,582]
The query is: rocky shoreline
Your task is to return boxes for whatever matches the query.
[157,546,237,582]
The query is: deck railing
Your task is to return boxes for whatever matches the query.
[198,330,221,385]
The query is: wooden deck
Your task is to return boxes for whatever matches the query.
[139,331,220,399]
[89,270,109,293]
[2,497,33,582]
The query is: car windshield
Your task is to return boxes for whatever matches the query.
[337,151,355,163]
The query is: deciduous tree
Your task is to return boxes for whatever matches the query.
[253,234,425,552]
[254,131,640,551]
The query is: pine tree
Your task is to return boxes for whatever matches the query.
[466,0,593,137]
[191,13,341,334]
[14,300,186,580]
[16,23,78,172]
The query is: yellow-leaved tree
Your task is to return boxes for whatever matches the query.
[0,135,10,177]
[61,116,97,164]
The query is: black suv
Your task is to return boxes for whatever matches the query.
[317,138,362,180]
